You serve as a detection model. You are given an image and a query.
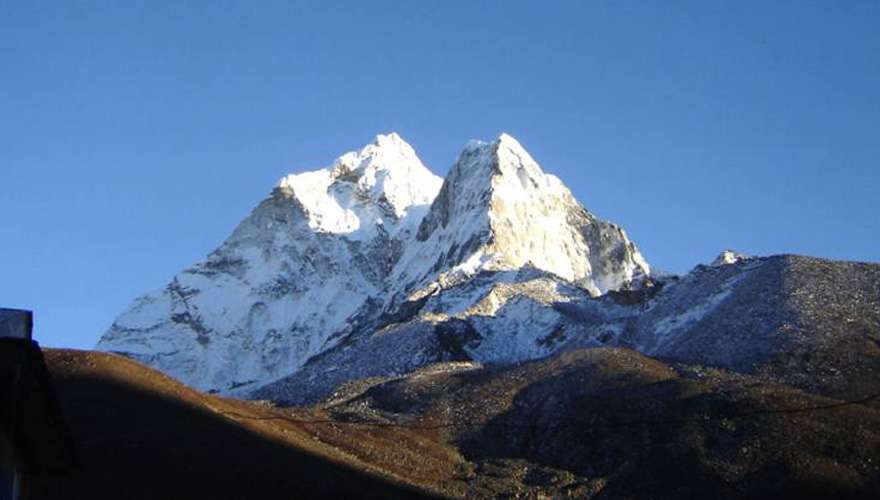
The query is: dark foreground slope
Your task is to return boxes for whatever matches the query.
[29,347,880,499]
[326,348,880,499]
[25,349,442,500]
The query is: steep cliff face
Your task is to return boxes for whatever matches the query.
[395,133,649,300]
[98,132,651,397]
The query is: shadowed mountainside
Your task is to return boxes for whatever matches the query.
[25,349,442,500]
[326,348,880,499]
[25,346,880,499]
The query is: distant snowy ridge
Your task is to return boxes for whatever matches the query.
[98,132,651,397]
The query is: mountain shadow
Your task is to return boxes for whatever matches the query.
[24,349,435,500]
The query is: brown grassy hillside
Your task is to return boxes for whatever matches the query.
[25,349,452,499]
[23,347,880,499]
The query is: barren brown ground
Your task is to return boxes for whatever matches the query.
[24,347,880,499]
[25,349,453,499]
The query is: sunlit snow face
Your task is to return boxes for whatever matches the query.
[277,133,442,240]
[99,132,651,397]
[394,133,650,296]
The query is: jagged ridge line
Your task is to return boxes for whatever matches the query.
[211,392,880,431]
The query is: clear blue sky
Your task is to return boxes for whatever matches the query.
[2,1,878,349]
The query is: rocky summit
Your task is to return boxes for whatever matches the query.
[97,133,650,398]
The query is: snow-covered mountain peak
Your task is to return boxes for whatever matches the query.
[397,134,650,296]
[275,133,442,239]
[495,132,541,169]
[332,132,421,178]
[99,134,445,393]
[443,133,564,204]
[99,133,651,398]
[457,133,542,178]
[712,250,751,266]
